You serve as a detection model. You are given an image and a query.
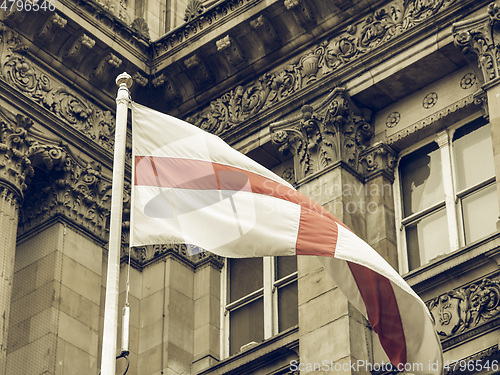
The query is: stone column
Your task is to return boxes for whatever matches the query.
[359,143,399,269]
[270,88,374,373]
[453,3,500,230]
[0,114,33,374]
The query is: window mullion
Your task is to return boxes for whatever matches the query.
[263,256,273,339]
[437,131,460,251]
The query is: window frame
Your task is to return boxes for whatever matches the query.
[220,256,298,358]
[395,115,496,274]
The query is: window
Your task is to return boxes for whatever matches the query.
[397,120,498,272]
[222,256,298,357]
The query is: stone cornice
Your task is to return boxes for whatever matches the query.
[0,26,118,155]
[182,0,481,141]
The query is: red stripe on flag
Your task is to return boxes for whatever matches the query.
[347,262,407,366]
[296,207,337,257]
[135,156,339,223]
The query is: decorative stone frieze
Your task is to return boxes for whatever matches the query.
[284,0,316,29]
[63,33,96,65]
[453,3,500,84]
[249,15,280,48]
[186,0,459,137]
[216,35,246,66]
[358,142,397,182]
[34,13,67,45]
[0,26,115,152]
[269,88,373,180]
[427,277,500,347]
[184,54,214,89]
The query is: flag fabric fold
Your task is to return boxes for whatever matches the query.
[130,102,443,374]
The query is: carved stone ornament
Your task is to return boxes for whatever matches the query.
[63,34,96,65]
[35,13,68,45]
[269,88,373,181]
[358,142,397,182]
[0,112,34,200]
[91,53,122,83]
[250,15,281,47]
[186,0,458,137]
[123,243,224,270]
[131,18,151,40]
[0,106,113,240]
[216,35,246,66]
[184,0,206,22]
[0,26,115,152]
[427,278,500,341]
[453,3,500,84]
[183,54,214,89]
[19,153,113,241]
[284,0,316,28]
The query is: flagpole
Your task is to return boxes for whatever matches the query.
[100,72,132,375]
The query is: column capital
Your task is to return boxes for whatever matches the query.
[0,112,35,200]
[453,3,500,85]
[270,87,373,181]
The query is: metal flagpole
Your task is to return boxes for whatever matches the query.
[100,72,132,375]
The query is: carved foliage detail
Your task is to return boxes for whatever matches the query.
[269,88,373,180]
[20,156,113,240]
[453,3,500,83]
[427,278,500,339]
[0,27,115,151]
[187,0,456,137]
[0,114,34,198]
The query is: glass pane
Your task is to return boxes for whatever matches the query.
[275,256,297,280]
[406,209,449,270]
[454,123,495,191]
[401,143,444,217]
[462,184,498,244]
[229,258,263,302]
[229,298,264,355]
[278,281,298,332]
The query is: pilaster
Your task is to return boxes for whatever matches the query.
[0,112,33,374]
[453,3,500,229]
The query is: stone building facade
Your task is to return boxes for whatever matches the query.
[0,0,500,374]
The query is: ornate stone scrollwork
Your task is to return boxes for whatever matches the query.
[0,26,115,151]
[269,88,373,181]
[453,3,500,84]
[427,278,500,342]
[216,35,246,66]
